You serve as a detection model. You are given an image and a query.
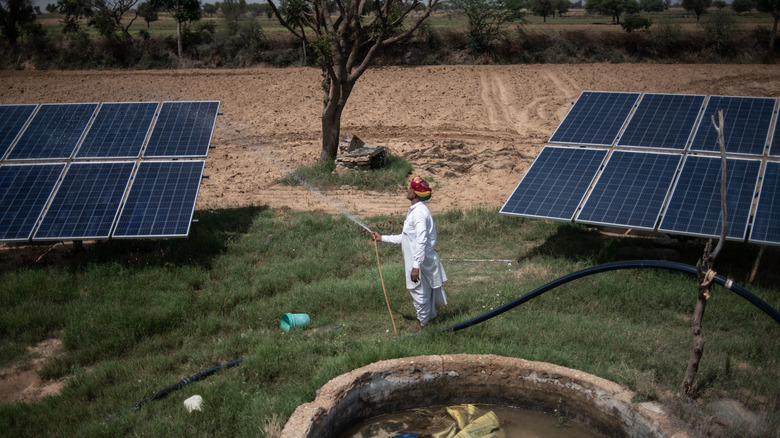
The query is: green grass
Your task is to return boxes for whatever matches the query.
[0,204,778,437]
[279,154,413,192]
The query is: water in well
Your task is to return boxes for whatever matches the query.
[338,404,605,438]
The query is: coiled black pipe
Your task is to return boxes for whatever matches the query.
[442,260,780,332]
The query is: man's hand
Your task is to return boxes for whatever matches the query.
[371,231,382,242]
[410,268,420,283]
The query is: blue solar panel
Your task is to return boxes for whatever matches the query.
[0,105,37,159]
[7,103,98,160]
[617,93,705,151]
[548,91,640,146]
[689,96,777,156]
[33,162,135,241]
[659,156,761,240]
[577,151,681,230]
[0,163,65,241]
[749,161,780,246]
[770,113,780,158]
[76,102,159,159]
[143,101,219,158]
[113,160,204,238]
[500,146,608,221]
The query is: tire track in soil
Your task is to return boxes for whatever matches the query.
[479,71,499,129]
[491,73,520,134]
[480,71,522,134]
[544,69,581,125]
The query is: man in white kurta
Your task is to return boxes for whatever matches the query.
[371,177,447,331]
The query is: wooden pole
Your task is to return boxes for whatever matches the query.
[680,109,728,397]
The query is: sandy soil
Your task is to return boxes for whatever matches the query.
[1,64,779,403]
[0,338,65,404]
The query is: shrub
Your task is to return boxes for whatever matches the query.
[195,19,267,67]
[53,32,98,69]
[651,19,687,58]
[731,0,753,14]
[622,13,652,33]
[136,37,177,69]
[701,8,738,57]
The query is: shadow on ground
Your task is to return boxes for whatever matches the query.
[0,205,268,272]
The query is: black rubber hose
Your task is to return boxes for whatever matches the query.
[102,358,244,424]
[442,260,780,332]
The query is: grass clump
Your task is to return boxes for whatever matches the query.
[0,206,778,437]
[279,154,413,192]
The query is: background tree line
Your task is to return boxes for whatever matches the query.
[0,0,778,70]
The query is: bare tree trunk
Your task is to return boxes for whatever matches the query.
[177,21,183,58]
[319,67,354,162]
[680,109,728,397]
[771,16,778,54]
[681,254,713,396]
[321,107,341,161]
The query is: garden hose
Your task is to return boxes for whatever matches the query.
[102,358,244,424]
[442,260,780,332]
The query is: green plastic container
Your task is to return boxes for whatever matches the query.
[280,313,310,332]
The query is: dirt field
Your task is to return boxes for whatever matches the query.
[2,64,780,218]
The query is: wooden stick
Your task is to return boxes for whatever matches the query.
[749,246,765,284]
[374,239,397,337]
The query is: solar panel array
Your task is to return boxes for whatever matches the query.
[0,101,219,242]
[76,102,159,159]
[616,93,705,151]
[144,101,220,158]
[113,161,205,238]
[689,96,776,156]
[501,91,780,247]
[658,156,761,240]
[502,146,607,221]
[9,103,98,160]
[0,105,36,158]
[577,151,681,231]
[750,161,780,245]
[549,91,640,146]
[0,164,65,241]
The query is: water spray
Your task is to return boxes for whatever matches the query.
[291,174,372,233]
[242,137,372,232]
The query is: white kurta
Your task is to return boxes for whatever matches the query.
[381,201,447,325]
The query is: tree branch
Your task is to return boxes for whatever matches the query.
[709,109,727,261]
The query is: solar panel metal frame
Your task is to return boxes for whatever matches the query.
[658,155,762,241]
[616,93,706,151]
[688,95,777,157]
[0,163,66,242]
[32,161,135,241]
[0,104,37,160]
[548,91,640,147]
[748,161,780,246]
[143,101,220,158]
[6,102,99,161]
[75,102,159,159]
[112,160,205,239]
[576,150,682,231]
[500,145,609,221]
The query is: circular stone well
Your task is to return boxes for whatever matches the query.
[281,354,692,437]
